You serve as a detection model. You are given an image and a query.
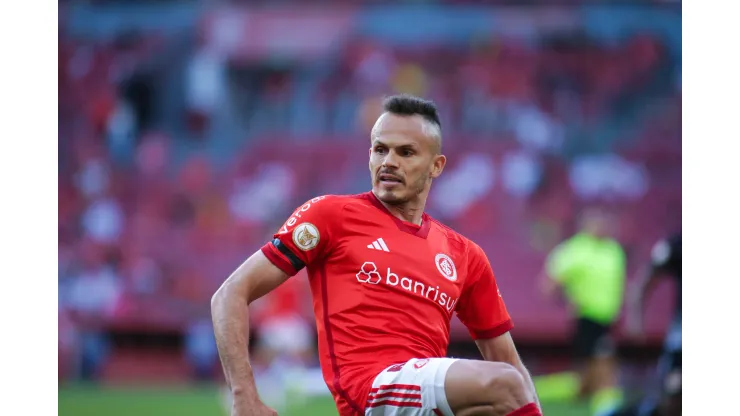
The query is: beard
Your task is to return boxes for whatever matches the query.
[375,173,428,205]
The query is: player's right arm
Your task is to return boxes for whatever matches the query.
[211,195,338,415]
[456,242,540,409]
[211,251,287,415]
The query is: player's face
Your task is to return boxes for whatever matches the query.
[368,113,446,205]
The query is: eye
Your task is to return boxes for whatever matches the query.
[374,146,387,154]
[401,149,414,157]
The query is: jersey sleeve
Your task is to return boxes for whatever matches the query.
[455,243,513,340]
[260,195,339,276]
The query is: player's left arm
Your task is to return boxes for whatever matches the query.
[475,333,540,410]
[456,243,540,409]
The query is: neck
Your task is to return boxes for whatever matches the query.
[372,190,428,225]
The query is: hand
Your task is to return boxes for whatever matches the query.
[232,398,278,416]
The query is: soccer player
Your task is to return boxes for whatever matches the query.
[211,94,541,416]
[610,233,681,416]
[536,208,626,415]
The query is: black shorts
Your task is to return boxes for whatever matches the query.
[572,317,616,359]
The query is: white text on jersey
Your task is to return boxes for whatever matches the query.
[279,196,327,234]
[356,262,458,312]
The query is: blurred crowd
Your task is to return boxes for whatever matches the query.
[58,2,681,382]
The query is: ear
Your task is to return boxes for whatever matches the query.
[368,147,373,172]
[430,154,446,179]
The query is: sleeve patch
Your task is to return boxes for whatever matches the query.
[292,223,320,251]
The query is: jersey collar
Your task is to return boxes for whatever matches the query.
[365,191,432,239]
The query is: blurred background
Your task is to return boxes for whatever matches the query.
[58,0,681,415]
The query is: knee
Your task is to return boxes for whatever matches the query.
[479,363,533,407]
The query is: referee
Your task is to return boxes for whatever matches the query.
[536,207,626,416]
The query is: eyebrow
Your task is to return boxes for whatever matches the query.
[371,139,419,149]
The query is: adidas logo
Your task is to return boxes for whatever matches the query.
[367,238,390,252]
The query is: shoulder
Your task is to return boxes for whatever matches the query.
[278,194,355,236]
[282,193,373,232]
[605,238,625,253]
[310,192,391,222]
[290,193,364,216]
[546,234,589,263]
[558,233,594,252]
[428,217,480,262]
[549,234,578,255]
[278,194,364,250]
[296,194,351,208]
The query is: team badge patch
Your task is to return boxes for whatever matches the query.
[435,253,457,282]
[292,223,320,251]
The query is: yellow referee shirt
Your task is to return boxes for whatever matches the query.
[546,232,626,325]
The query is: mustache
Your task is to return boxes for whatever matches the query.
[377,170,404,184]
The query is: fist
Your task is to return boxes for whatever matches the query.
[232,401,277,416]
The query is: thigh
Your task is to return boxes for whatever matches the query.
[573,318,615,360]
[444,359,530,416]
[365,358,457,416]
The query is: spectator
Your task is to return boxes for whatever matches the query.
[63,243,122,381]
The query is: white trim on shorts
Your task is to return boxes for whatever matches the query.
[365,357,458,416]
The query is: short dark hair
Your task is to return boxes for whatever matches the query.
[382,94,442,131]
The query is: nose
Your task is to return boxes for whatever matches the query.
[382,151,400,168]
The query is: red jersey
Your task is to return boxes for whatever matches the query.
[260,192,513,416]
